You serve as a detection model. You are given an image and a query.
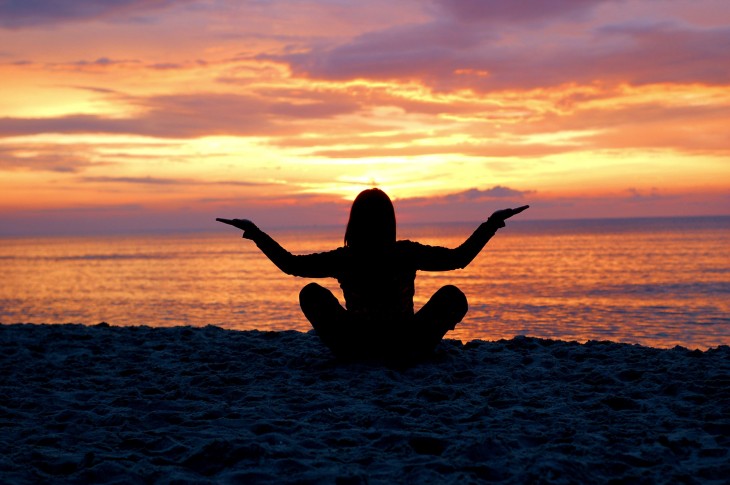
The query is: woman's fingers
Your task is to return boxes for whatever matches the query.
[511,205,530,215]
[216,218,254,230]
[490,205,529,222]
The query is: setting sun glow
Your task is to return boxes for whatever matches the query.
[1,0,728,235]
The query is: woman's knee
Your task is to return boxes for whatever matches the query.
[299,282,343,322]
[417,284,468,327]
[299,282,326,304]
[435,285,468,316]
[299,282,340,309]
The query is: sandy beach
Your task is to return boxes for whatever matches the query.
[1,323,728,483]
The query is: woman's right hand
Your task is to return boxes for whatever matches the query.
[216,218,260,239]
[488,205,529,225]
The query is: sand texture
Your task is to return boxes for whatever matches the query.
[1,323,728,484]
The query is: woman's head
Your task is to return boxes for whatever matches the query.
[344,188,396,248]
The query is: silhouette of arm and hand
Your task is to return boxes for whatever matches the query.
[415,205,529,271]
[215,218,259,238]
[215,218,336,278]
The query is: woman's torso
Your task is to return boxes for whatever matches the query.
[335,241,421,322]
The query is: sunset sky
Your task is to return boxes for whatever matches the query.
[1,0,729,235]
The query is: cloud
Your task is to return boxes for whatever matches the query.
[431,0,618,25]
[0,114,143,137]
[0,91,362,139]
[311,143,578,159]
[590,22,730,86]
[79,176,274,187]
[38,57,210,73]
[72,57,117,67]
[66,85,123,95]
[270,131,431,149]
[393,186,730,225]
[262,22,486,86]
[400,186,534,207]
[393,185,536,223]
[268,13,730,92]
[625,187,673,202]
[463,186,533,199]
[0,144,96,172]
[0,0,192,29]
[80,176,188,185]
[260,0,623,88]
[518,101,730,155]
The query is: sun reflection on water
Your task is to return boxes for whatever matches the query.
[1,218,728,350]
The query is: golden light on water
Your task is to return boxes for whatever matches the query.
[2,220,728,349]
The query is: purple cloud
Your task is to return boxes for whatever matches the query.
[0,0,192,29]
[263,21,488,85]
[591,22,730,85]
[269,14,730,92]
[394,186,536,224]
[432,0,618,24]
[459,186,534,199]
[402,186,534,207]
[625,187,674,202]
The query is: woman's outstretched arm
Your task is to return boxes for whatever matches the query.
[415,206,529,271]
[216,218,337,278]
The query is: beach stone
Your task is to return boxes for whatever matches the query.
[601,396,641,411]
[408,435,447,455]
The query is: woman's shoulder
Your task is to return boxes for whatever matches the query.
[395,239,429,252]
[396,239,434,247]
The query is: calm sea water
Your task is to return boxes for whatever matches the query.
[2,217,729,349]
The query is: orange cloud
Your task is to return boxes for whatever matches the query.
[0,0,728,235]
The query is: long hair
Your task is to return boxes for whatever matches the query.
[344,188,396,249]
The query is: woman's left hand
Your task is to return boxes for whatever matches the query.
[488,205,529,224]
[216,218,260,239]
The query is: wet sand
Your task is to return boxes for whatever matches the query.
[1,323,728,483]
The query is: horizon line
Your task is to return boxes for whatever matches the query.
[2,213,728,239]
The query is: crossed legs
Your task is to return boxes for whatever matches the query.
[299,282,468,361]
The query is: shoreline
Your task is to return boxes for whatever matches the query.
[4,321,726,352]
[2,323,728,483]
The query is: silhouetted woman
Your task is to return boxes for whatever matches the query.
[218,189,527,363]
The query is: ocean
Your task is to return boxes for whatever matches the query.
[2,216,729,350]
